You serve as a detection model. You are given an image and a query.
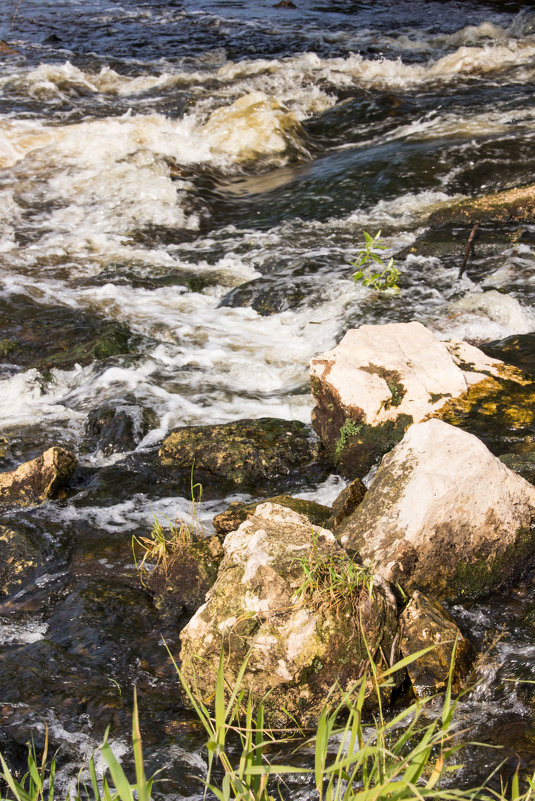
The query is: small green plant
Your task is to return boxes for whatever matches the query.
[335,419,362,460]
[293,535,373,615]
[352,230,401,293]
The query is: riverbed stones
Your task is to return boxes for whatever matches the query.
[0,447,77,508]
[179,502,398,726]
[335,419,535,600]
[400,591,476,697]
[159,418,326,489]
[309,320,526,477]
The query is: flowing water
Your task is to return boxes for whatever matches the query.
[1,0,535,795]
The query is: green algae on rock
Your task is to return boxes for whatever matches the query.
[179,502,399,727]
[159,418,326,489]
[147,535,223,627]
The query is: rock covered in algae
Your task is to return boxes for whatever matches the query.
[400,591,475,698]
[0,447,77,508]
[335,419,535,601]
[213,493,332,536]
[179,502,398,726]
[427,183,535,226]
[309,320,518,478]
[147,536,223,626]
[159,418,326,489]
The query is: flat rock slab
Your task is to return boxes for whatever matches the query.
[335,419,535,601]
[0,447,77,508]
[400,591,475,698]
[310,320,524,477]
[427,184,535,226]
[179,502,398,726]
[159,418,326,489]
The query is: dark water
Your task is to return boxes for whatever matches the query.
[1,0,535,795]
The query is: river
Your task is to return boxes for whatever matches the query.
[0,0,535,796]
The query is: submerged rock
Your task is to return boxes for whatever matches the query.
[335,419,535,601]
[310,321,521,477]
[83,403,158,455]
[0,525,41,597]
[481,332,535,378]
[179,503,398,726]
[159,418,327,490]
[213,494,332,537]
[400,591,475,697]
[0,447,77,508]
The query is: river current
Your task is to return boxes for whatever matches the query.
[1,0,535,795]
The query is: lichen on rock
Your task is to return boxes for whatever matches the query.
[179,502,399,726]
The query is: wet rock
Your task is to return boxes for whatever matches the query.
[147,536,223,625]
[336,419,535,601]
[159,418,327,490]
[0,294,137,374]
[427,184,535,227]
[400,591,476,697]
[83,403,158,455]
[213,494,332,537]
[179,502,399,726]
[219,275,325,316]
[0,447,77,509]
[0,41,19,56]
[0,526,40,597]
[326,477,367,530]
[481,332,535,377]
[310,321,521,477]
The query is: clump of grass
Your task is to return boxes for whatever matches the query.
[132,468,204,574]
[293,535,373,616]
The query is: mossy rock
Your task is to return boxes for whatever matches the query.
[427,184,535,227]
[159,418,327,489]
[0,294,138,373]
[0,447,77,509]
[213,494,332,537]
[146,536,223,626]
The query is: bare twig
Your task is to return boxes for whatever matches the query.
[459,222,479,278]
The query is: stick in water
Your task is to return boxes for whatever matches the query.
[458,222,479,279]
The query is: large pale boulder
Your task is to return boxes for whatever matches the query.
[0,447,77,508]
[179,503,398,726]
[309,321,525,477]
[336,419,535,600]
